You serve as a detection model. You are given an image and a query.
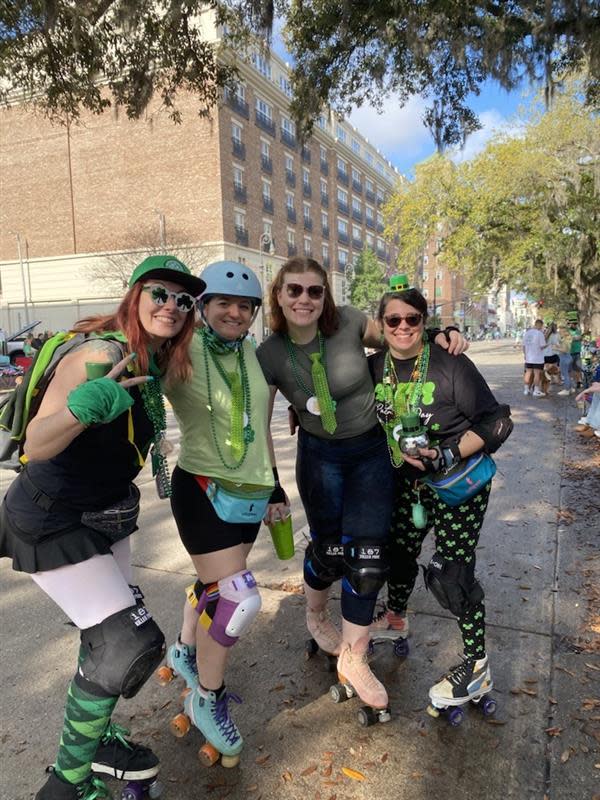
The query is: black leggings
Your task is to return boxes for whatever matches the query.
[388,476,491,660]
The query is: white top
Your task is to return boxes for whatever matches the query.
[522,328,547,364]
[546,332,560,356]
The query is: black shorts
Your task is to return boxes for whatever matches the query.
[524,362,544,370]
[170,466,261,556]
[544,355,559,365]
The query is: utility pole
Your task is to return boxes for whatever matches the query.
[13,232,30,324]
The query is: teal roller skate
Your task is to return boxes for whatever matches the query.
[170,685,243,768]
[156,638,197,690]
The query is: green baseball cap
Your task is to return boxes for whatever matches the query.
[129,255,206,297]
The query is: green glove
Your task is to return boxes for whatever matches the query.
[67,377,134,426]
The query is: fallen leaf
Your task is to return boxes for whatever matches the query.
[269,683,285,692]
[520,687,538,697]
[301,765,318,777]
[545,726,563,736]
[341,767,365,782]
[486,719,507,725]
[282,771,293,782]
[255,754,271,765]
[410,771,424,779]
[321,764,332,778]
[585,663,600,671]
[560,749,571,763]
[381,753,389,763]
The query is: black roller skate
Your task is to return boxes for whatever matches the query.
[35,770,110,800]
[369,604,410,658]
[91,722,163,798]
[427,654,497,727]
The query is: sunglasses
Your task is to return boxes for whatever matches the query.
[142,284,196,313]
[284,282,325,300]
[383,313,423,329]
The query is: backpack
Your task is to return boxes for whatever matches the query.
[0,332,123,471]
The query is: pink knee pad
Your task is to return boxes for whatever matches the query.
[205,570,261,647]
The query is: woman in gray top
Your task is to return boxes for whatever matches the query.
[256,256,465,717]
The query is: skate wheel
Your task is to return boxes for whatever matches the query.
[147,780,163,799]
[357,706,378,727]
[170,713,191,738]
[481,697,497,716]
[156,666,174,686]
[393,638,409,658]
[220,753,241,769]
[198,743,220,767]
[121,785,144,800]
[448,707,465,727]
[305,638,319,659]
[426,704,441,718]
[330,683,348,703]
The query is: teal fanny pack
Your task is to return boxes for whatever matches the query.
[205,478,272,524]
[423,452,496,506]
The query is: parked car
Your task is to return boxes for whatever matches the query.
[4,321,42,363]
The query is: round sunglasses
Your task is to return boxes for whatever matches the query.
[284,282,325,300]
[142,283,197,313]
[383,313,423,329]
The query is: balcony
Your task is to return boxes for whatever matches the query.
[285,169,296,188]
[302,182,312,198]
[320,192,329,207]
[377,246,386,259]
[376,195,385,207]
[320,159,329,175]
[365,217,375,230]
[351,209,362,223]
[286,207,297,223]
[233,184,247,203]
[377,222,384,233]
[255,111,276,136]
[337,169,349,185]
[226,92,249,119]
[262,195,274,214]
[281,129,297,149]
[287,243,297,257]
[260,154,272,174]
[337,231,349,245]
[352,178,362,193]
[337,200,349,215]
[352,237,363,250]
[232,138,245,160]
[365,188,376,203]
[235,226,249,246]
[322,225,330,238]
[301,145,311,163]
[303,217,313,232]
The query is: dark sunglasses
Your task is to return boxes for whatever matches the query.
[284,282,325,300]
[383,313,423,329]
[142,283,196,313]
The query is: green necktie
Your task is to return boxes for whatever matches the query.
[229,370,244,459]
[309,352,337,434]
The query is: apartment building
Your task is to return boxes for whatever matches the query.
[0,22,401,338]
[419,232,468,329]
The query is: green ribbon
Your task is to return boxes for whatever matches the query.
[309,352,337,434]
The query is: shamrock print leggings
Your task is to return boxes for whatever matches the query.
[388,476,491,660]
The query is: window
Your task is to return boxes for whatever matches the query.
[263,220,273,239]
[303,202,311,222]
[320,178,328,195]
[234,209,246,229]
[281,116,296,145]
[287,229,295,245]
[376,161,385,175]
[436,270,443,280]
[422,270,429,281]
[285,153,294,172]
[233,165,244,189]
[423,255,429,266]
[232,122,242,143]
[338,218,348,236]
[376,188,385,204]
[352,196,361,213]
[253,52,271,79]
[336,124,347,144]
[255,98,272,121]
[321,211,329,229]
[338,248,348,267]
[320,145,327,162]
[366,233,374,247]
[352,224,361,240]
[303,167,310,187]
[337,188,348,205]
[365,151,374,166]
[337,156,347,175]
[304,237,312,256]
[365,178,374,193]
[351,167,360,183]
[317,115,327,130]
[261,139,270,159]
[365,205,374,221]
[422,288,429,298]
[435,286,442,297]
[286,192,294,210]
[351,138,360,155]
[279,75,292,97]
[322,243,329,263]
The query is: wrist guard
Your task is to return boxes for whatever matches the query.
[269,466,286,504]
[420,443,461,474]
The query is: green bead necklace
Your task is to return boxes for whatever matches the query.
[140,375,172,499]
[201,328,254,471]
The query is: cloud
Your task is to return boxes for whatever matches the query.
[450,109,520,163]
[349,96,432,167]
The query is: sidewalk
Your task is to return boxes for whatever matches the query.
[1,342,598,800]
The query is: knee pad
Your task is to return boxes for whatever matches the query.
[342,539,389,596]
[304,536,344,586]
[423,553,484,617]
[197,570,261,648]
[80,604,165,698]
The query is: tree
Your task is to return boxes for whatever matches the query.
[283,1,599,148]
[0,1,272,123]
[348,248,387,317]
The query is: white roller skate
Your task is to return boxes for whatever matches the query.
[330,637,391,727]
[369,604,410,657]
[427,654,497,726]
[305,606,342,668]
[156,638,197,689]
[170,685,243,768]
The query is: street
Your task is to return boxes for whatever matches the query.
[1,341,599,800]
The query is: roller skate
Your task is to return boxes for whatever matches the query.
[330,637,391,727]
[156,637,198,690]
[35,769,110,799]
[305,606,341,671]
[169,684,243,768]
[369,603,410,658]
[427,654,497,727]
[91,722,162,799]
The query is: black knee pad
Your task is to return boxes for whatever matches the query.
[343,540,389,596]
[423,553,484,617]
[80,604,165,698]
[304,539,344,585]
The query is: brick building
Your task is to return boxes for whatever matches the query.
[0,20,400,338]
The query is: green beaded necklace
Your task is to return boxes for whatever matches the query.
[201,327,255,470]
[141,375,172,498]
[284,331,337,431]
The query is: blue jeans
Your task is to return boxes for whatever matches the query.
[296,425,394,625]
[559,353,572,389]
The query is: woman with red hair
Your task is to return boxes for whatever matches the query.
[0,255,205,800]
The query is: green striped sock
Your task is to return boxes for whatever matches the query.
[54,675,118,785]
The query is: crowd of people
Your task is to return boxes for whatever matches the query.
[1,256,514,799]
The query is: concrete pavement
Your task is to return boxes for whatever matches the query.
[1,341,598,800]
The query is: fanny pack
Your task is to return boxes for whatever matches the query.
[81,484,141,537]
[423,452,496,506]
[196,476,272,524]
